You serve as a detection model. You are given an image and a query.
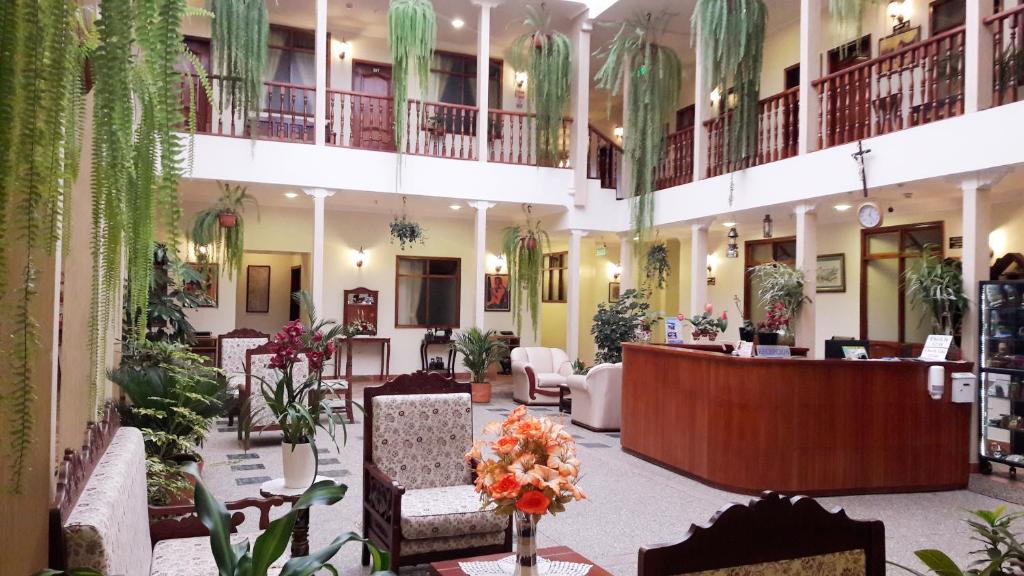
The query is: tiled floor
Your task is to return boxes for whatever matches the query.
[198,378,1024,575]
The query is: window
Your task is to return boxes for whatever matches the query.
[429,51,502,109]
[395,257,461,328]
[266,25,316,87]
[743,237,797,327]
[543,252,568,303]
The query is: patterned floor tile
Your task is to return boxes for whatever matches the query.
[320,469,351,478]
[579,442,609,448]
[231,463,266,472]
[227,453,259,460]
[235,476,271,486]
[318,458,341,466]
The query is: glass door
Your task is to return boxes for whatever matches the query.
[980,280,1024,471]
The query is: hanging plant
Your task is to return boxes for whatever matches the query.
[210,0,268,136]
[508,4,572,167]
[388,0,436,154]
[828,0,878,44]
[190,182,259,280]
[594,13,682,246]
[644,242,671,290]
[501,207,549,338]
[389,196,426,250]
[692,0,767,166]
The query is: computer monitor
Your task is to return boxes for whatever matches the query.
[825,338,870,359]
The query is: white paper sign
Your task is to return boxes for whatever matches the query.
[735,341,755,358]
[920,334,954,362]
[664,317,684,345]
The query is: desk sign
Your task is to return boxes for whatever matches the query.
[756,345,791,358]
[664,316,684,345]
[735,341,755,357]
[920,335,954,361]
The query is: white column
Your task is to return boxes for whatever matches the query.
[304,188,335,311]
[619,60,633,197]
[468,201,495,329]
[961,179,992,365]
[794,204,818,356]
[692,23,709,181]
[798,0,823,155]
[690,222,711,314]
[569,12,593,206]
[618,232,634,292]
[314,0,327,146]
[965,0,995,113]
[473,0,498,163]
[567,229,587,360]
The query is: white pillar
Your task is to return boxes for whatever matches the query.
[965,0,995,113]
[619,59,633,197]
[567,229,587,360]
[794,204,818,356]
[619,232,635,292]
[961,179,992,365]
[689,222,711,314]
[692,23,709,181]
[472,0,498,163]
[468,201,495,329]
[304,188,335,311]
[798,0,823,155]
[314,0,327,146]
[569,12,593,206]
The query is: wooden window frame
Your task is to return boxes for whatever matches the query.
[542,251,568,303]
[743,236,797,321]
[394,255,462,329]
[430,50,503,108]
[859,221,945,342]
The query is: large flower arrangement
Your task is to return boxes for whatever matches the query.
[467,406,585,516]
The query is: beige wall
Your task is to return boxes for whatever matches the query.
[235,252,308,335]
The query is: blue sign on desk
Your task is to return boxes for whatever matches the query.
[756,345,791,358]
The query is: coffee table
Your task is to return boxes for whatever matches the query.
[429,546,611,576]
[259,475,331,557]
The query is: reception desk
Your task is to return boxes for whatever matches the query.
[621,343,973,496]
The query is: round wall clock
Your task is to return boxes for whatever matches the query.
[857,202,883,229]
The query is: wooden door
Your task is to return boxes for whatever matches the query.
[178,37,212,133]
[288,266,301,321]
[352,61,394,151]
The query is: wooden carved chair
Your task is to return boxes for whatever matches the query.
[217,328,269,426]
[239,342,309,448]
[361,371,511,571]
[639,492,885,576]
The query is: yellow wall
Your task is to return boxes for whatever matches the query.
[235,251,308,335]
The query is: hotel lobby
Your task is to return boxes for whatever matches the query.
[5,0,1024,574]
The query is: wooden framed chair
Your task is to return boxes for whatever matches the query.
[239,342,309,448]
[319,339,354,423]
[217,328,269,426]
[639,491,885,576]
[361,371,511,571]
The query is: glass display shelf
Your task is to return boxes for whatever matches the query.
[980,280,1024,474]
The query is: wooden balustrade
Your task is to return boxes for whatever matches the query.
[705,87,799,177]
[326,89,394,151]
[488,110,571,167]
[654,127,694,190]
[987,4,1024,107]
[814,26,965,149]
[178,75,315,143]
[586,125,622,190]
[406,100,478,160]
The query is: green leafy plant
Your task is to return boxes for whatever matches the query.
[749,262,811,325]
[591,288,653,364]
[211,0,268,137]
[683,304,729,340]
[889,506,1024,576]
[508,4,571,166]
[570,359,589,375]
[123,243,211,345]
[390,216,426,250]
[904,244,969,336]
[692,0,766,166]
[502,213,550,338]
[191,182,259,279]
[644,242,671,289]
[828,0,878,44]
[452,328,508,383]
[594,13,681,245]
[388,0,436,154]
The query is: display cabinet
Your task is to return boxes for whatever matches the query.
[343,287,378,336]
[979,280,1024,476]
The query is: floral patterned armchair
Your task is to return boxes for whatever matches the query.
[361,372,511,571]
[217,328,269,425]
[239,342,309,447]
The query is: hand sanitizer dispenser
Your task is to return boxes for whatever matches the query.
[928,365,945,400]
[951,372,977,404]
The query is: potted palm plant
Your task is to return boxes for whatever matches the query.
[190,182,259,279]
[452,328,507,403]
[904,245,969,339]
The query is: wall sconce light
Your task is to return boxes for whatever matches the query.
[613,126,624,141]
[495,255,507,274]
[196,244,210,262]
[710,87,722,105]
[515,71,529,88]
[612,264,623,281]
[762,214,773,239]
[887,0,909,31]
[338,39,352,60]
[726,227,739,258]
[354,246,366,268]
[514,71,528,109]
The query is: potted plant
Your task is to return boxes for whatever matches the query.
[502,211,550,338]
[452,327,508,403]
[190,182,259,279]
[570,359,589,375]
[904,245,969,339]
[389,215,426,250]
[749,262,811,346]
[591,288,652,364]
[888,506,1024,575]
[733,295,755,342]
[644,241,671,289]
[682,303,728,342]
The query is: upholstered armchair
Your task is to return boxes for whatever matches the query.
[511,347,572,405]
[362,372,511,571]
[239,342,310,448]
[565,363,622,431]
[217,328,269,425]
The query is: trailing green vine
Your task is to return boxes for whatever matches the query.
[388,0,436,155]
[211,0,268,137]
[501,211,549,338]
[644,242,671,290]
[190,182,259,279]
[828,0,878,44]
[594,13,681,246]
[508,4,572,167]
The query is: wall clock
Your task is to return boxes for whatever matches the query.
[857,202,883,229]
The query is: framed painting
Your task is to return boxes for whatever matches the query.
[246,265,271,313]
[608,282,621,302]
[485,274,510,312]
[185,263,218,307]
[817,253,846,293]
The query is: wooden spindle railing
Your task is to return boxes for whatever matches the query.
[586,125,622,190]
[704,87,799,177]
[654,127,694,190]
[178,75,316,143]
[406,100,478,160]
[986,4,1024,107]
[488,110,572,167]
[813,25,965,149]
[326,89,395,150]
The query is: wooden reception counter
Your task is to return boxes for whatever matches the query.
[621,343,973,496]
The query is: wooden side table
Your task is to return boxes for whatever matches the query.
[259,475,331,557]
[429,546,611,576]
[337,336,391,381]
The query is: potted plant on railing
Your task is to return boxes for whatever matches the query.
[190,181,259,279]
[502,207,550,338]
[682,304,728,342]
[452,327,508,403]
[750,262,811,347]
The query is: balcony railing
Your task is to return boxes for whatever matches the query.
[179,75,316,143]
[814,25,965,149]
[654,127,694,190]
[487,110,571,167]
[705,87,799,177]
[586,125,622,190]
[986,4,1024,107]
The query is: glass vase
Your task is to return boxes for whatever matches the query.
[513,510,539,576]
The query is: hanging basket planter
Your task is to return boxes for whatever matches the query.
[644,242,671,290]
[502,206,549,338]
[218,211,238,228]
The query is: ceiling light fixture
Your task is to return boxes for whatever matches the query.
[284,192,298,199]
[337,39,352,60]
[834,204,852,212]
[449,204,462,210]
[722,221,736,228]
[451,17,465,29]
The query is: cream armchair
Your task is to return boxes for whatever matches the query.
[511,347,572,405]
[565,363,622,431]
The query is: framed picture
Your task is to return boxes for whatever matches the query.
[185,263,218,307]
[608,282,621,302]
[484,274,510,312]
[246,265,271,313]
[879,26,920,57]
[817,253,846,293]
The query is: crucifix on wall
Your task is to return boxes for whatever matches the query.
[852,140,872,198]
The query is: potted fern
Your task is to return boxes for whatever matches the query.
[190,182,259,279]
[502,213,549,338]
[452,328,507,403]
[644,242,671,289]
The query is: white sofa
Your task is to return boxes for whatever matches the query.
[565,363,623,431]
[511,347,572,405]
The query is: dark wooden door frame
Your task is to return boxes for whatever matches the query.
[742,236,797,321]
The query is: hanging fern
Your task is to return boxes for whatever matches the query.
[692,0,766,167]
[190,182,259,279]
[211,0,268,137]
[644,242,671,290]
[828,0,878,44]
[594,13,681,246]
[508,5,572,167]
[388,0,436,155]
[501,215,549,338]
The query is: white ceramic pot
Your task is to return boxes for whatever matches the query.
[281,441,317,488]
